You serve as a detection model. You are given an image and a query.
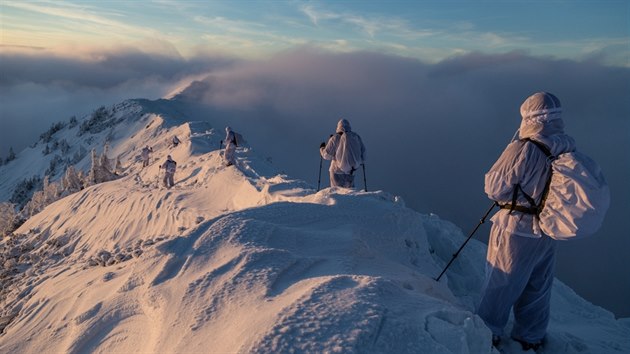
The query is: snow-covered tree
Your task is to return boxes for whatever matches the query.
[71,146,87,165]
[114,155,123,174]
[86,147,118,185]
[100,144,112,171]
[59,139,70,155]
[40,121,66,143]
[24,176,61,217]
[43,175,60,202]
[9,176,42,208]
[61,165,83,195]
[79,106,114,135]
[0,202,18,237]
[24,190,45,218]
[68,115,78,128]
[45,155,64,176]
[77,169,86,183]
[6,147,16,163]
[86,149,99,186]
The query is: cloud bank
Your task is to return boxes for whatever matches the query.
[0,48,236,156]
[175,49,630,317]
[1,47,629,317]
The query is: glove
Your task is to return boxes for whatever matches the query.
[320,142,326,148]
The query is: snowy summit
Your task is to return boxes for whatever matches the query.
[0,98,628,353]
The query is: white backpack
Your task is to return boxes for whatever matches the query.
[527,139,610,240]
[335,132,364,174]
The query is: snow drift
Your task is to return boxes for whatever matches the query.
[0,99,628,353]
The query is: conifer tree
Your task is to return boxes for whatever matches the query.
[0,202,18,236]
[62,165,83,195]
[7,147,16,162]
[86,148,98,186]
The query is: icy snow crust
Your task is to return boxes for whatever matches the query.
[1,99,628,353]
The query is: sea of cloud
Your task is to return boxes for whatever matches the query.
[1,47,628,317]
[0,48,235,155]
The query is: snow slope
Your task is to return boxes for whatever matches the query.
[1,99,628,353]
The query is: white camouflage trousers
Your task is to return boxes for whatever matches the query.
[476,224,557,343]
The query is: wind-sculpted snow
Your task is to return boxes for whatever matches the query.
[0,99,628,353]
[152,194,489,353]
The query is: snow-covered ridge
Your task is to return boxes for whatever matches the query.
[0,98,206,205]
[0,99,628,353]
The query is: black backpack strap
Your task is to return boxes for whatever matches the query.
[500,139,555,215]
[523,138,553,158]
[501,183,538,214]
[524,138,556,214]
[508,184,519,213]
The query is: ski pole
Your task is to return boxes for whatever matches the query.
[317,156,323,192]
[362,163,367,192]
[219,140,223,150]
[434,202,497,282]
[318,139,328,192]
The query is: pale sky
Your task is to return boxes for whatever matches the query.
[2,0,628,65]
